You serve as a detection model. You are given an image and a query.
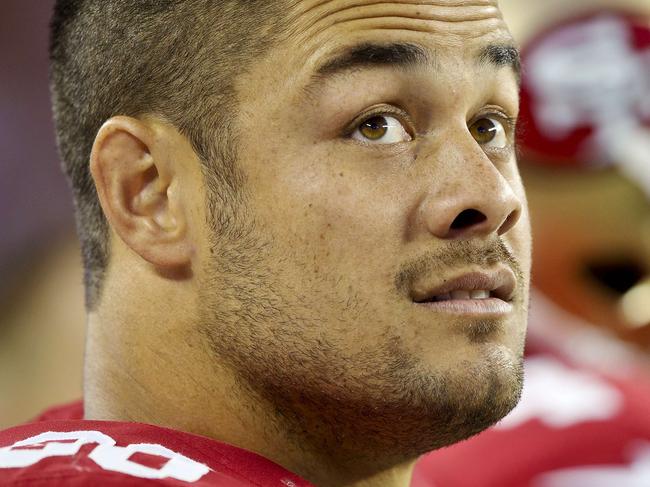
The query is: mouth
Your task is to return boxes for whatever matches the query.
[410,269,517,315]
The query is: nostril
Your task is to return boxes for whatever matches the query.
[450,209,487,230]
[497,209,520,235]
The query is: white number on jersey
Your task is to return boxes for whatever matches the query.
[0,430,210,482]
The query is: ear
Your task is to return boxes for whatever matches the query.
[90,116,193,269]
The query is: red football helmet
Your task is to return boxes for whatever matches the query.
[519,12,650,195]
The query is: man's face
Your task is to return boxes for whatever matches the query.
[199,0,531,460]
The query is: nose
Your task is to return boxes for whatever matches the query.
[416,144,523,240]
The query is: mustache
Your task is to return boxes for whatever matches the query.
[395,239,524,296]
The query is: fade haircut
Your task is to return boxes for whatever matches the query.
[49,0,286,309]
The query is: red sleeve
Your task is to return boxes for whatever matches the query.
[0,420,314,487]
[31,400,84,423]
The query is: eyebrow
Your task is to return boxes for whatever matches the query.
[478,44,521,82]
[315,42,431,76]
[307,41,521,92]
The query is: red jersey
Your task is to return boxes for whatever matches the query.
[0,406,314,486]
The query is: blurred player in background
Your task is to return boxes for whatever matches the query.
[519,6,650,360]
[415,1,650,486]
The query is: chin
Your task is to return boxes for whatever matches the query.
[412,343,525,451]
[308,341,525,461]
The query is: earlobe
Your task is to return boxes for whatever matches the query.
[90,116,192,269]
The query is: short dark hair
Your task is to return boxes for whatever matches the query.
[49,0,285,309]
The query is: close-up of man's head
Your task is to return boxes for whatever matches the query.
[48,1,532,485]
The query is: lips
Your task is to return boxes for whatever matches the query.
[411,269,516,304]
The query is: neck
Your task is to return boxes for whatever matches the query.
[296,460,417,487]
[84,310,417,487]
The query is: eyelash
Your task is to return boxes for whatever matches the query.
[471,110,518,134]
[344,105,414,139]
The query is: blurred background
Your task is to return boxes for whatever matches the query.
[1,2,650,484]
[0,0,84,429]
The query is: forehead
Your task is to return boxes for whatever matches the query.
[280,0,514,70]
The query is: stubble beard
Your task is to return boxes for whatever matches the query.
[197,217,525,469]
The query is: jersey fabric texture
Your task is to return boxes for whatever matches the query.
[0,404,314,486]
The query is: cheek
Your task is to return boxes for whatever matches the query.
[247,145,411,269]
[294,174,409,272]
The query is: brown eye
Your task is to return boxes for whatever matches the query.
[470,118,496,143]
[469,117,507,148]
[352,114,412,144]
[359,116,389,140]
